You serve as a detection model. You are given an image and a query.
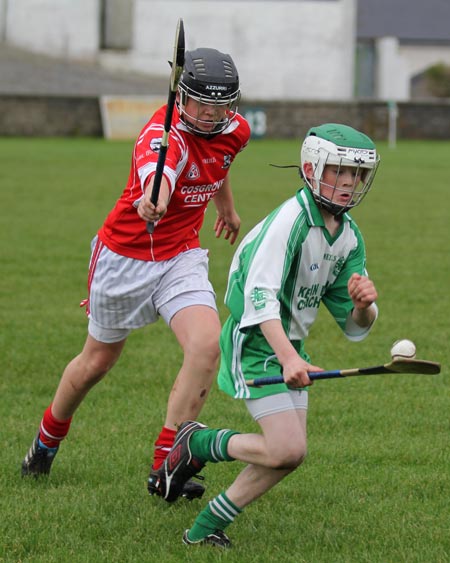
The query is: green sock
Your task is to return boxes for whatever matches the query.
[190,428,239,463]
[187,492,242,542]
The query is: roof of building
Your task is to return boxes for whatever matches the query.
[0,44,167,96]
[357,0,450,42]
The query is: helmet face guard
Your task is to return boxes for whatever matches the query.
[300,124,380,216]
[177,48,240,137]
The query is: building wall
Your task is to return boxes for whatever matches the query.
[376,37,450,100]
[2,0,100,59]
[1,94,448,140]
[1,0,358,101]
[400,43,450,83]
[2,0,449,102]
[128,0,357,101]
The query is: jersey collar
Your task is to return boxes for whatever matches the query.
[296,187,351,227]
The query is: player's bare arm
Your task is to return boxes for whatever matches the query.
[259,319,322,387]
[348,273,378,327]
[137,175,171,222]
[213,174,241,244]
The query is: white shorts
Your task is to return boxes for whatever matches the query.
[245,390,308,421]
[86,238,217,343]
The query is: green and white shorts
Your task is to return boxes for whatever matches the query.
[218,315,310,400]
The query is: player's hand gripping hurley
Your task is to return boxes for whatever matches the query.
[248,358,441,387]
[146,18,185,234]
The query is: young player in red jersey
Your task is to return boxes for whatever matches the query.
[22,48,251,500]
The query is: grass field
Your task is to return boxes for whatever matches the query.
[1,137,449,563]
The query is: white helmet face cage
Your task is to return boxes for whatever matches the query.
[177,83,240,137]
[300,130,380,216]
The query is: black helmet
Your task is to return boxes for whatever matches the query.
[178,48,240,136]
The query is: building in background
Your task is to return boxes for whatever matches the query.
[0,0,449,102]
[356,0,450,100]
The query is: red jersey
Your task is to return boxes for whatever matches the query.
[98,107,250,261]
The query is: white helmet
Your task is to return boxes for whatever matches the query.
[300,123,380,215]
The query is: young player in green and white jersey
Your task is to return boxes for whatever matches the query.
[159,123,381,549]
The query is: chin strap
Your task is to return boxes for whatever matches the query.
[269,163,299,170]
[269,163,303,178]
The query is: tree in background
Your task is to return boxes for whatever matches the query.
[426,63,450,97]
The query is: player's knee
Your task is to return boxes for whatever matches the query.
[269,443,307,470]
[82,352,118,383]
[185,331,220,369]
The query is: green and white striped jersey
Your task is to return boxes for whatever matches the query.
[218,187,373,399]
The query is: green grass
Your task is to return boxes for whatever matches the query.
[1,137,449,563]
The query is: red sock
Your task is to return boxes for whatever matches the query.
[152,427,176,470]
[39,404,73,448]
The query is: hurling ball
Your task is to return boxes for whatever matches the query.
[390,339,416,360]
